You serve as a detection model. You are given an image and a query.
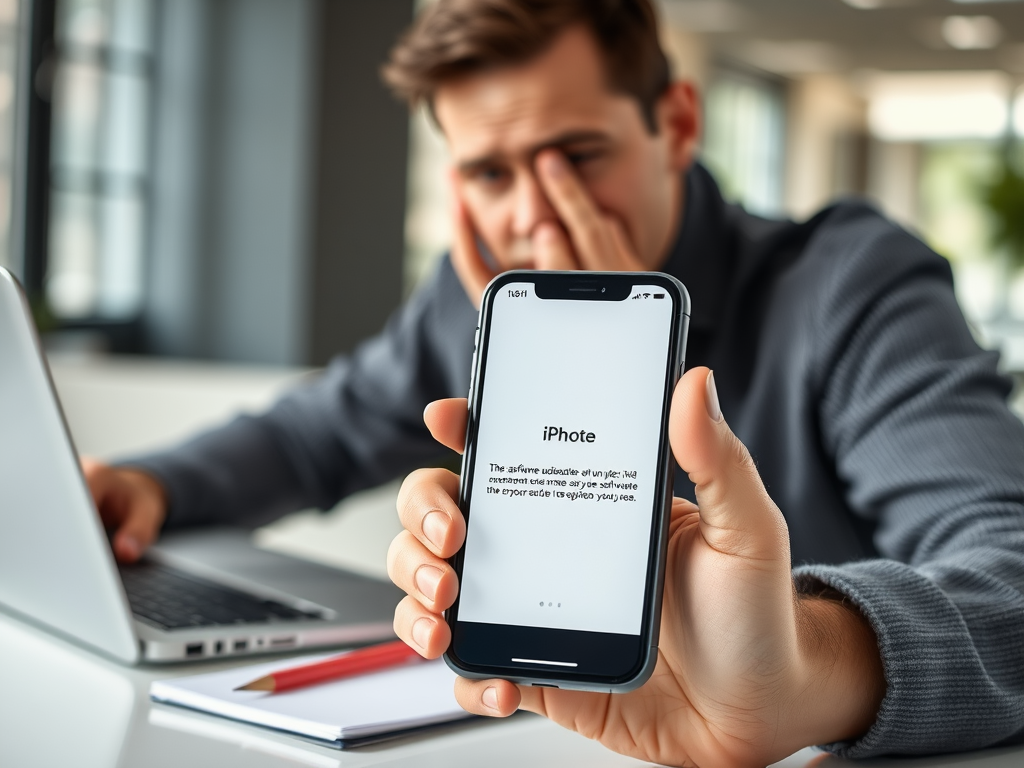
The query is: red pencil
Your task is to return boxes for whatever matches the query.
[233,639,423,693]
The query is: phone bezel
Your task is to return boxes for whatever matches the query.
[444,270,690,692]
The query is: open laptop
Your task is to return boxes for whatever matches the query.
[0,267,403,664]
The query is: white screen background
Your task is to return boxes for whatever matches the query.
[458,282,673,636]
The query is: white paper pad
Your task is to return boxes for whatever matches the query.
[150,653,469,745]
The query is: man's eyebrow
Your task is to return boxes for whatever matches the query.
[456,130,612,173]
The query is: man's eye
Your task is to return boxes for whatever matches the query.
[565,150,603,166]
[473,167,509,186]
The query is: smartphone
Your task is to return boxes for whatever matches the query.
[444,271,689,692]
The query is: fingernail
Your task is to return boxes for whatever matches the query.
[120,535,141,560]
[422,511,447,549]
[706,370,723,423]
[412,617,433,650]
[482,686,499,711]
[414,565,443,602]
[540,152,566,178]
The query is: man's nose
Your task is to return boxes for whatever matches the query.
[511,172,557,239]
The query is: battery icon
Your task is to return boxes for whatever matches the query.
[653,293,665,299]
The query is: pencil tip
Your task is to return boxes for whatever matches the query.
[234,677,275,692]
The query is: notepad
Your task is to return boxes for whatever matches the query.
[149,653,472,749]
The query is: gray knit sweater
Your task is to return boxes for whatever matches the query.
[127,165,1024,758]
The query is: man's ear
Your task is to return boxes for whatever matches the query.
[658,81,701,173]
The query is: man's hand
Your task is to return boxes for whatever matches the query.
[388,368,886,767]
[451,150,645,307]
[81,458,167,563]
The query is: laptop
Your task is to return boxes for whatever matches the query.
[0,267,403,664]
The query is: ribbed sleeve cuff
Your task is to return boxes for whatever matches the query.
[793,560,1018,758]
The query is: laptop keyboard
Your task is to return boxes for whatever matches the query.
[120,560,324,630]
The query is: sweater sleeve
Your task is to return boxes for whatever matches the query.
[795,207,1024,757]
[120,256,477,528]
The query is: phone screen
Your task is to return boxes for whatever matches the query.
[458,281,676,639]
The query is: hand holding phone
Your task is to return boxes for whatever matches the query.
[389,371,887,767]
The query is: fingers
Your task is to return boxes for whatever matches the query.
[454,677,522,717]
[390,467,463,660]
[387,529,459,613]
[668,368,788,560]
[423,398,469,454]
[535,151,643,272]
[450,180,498,308]
[606,217,639,264]
[112,504,164,563]
[396,467,466,558]
[533,221,578,272]
[81,459,167,563]
[393,595,451,658]
[81,456,117,521]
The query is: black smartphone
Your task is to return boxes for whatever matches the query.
[444,270,690,692]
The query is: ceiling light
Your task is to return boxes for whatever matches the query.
[941,15,1002,50]
[866,71,1011,141]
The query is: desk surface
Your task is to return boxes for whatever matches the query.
[2,610,1023,768]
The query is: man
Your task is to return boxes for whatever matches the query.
[86,1,1024,764]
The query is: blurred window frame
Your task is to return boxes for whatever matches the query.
[19,0,154,353]
[701,62,787,218]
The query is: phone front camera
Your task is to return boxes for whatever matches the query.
[601,287,606,293]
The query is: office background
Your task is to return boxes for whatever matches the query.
[2,6,1024,764]
[0,0,1023,369]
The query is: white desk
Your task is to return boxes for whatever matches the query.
[3,609,1024,768]
[1,355,1018,768]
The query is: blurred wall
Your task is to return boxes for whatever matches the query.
[145,0,413,366]
[785,75,866,220]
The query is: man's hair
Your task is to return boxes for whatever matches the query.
[382,0,671,132]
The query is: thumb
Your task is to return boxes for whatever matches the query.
[669,367,788,561]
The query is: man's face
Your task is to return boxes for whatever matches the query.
[434,25,698,272]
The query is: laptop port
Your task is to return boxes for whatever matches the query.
[214,640,224,654]
[185,642,203,657]
[233,639,248,652]
[269,636,296,648]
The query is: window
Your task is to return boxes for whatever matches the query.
[701,68,786,217]
[44,0,153,321]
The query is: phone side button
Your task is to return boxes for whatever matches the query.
[533,683,559,688]
[467,352,478,398]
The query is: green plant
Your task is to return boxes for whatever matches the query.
[29,292,58,335]
[981,142,1024,271]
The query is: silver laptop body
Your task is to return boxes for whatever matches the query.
[0,267,402,664]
